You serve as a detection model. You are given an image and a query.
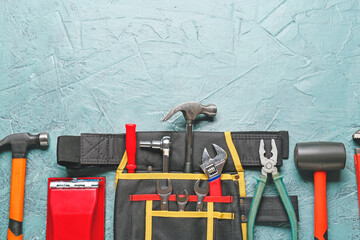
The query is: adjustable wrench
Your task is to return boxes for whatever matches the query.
[200,144,227,196]
[194,179,209,211]
[156,179,172,211]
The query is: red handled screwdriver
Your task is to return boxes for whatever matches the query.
[125,124,137,173]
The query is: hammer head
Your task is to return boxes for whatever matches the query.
[162,102,217,123]
[0,132,49,158]
[294,142,346,171]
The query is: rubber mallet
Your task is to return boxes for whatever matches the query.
[294,142,346,240]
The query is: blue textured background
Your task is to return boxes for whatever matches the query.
[0,0,359,239]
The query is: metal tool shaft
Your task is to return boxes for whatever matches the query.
[162,151,169,173]
[140,136,171,172]
[184,122,193,173]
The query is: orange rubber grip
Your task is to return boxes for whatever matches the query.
[7,229,22,240]
[314,171,328,240]
[7,158,26,240]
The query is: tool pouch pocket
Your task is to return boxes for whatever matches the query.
[115,178,298,240]
[112,131,298,240]
[116,178,240,240]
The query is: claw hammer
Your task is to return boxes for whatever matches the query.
[0,132,49,240]
[163,102,217,173]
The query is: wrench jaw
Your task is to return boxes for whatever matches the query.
[176,190,189,211]
[194,179,209,195]
[157,179,173,211]
[200,144,227,181]
[194,179,209,211]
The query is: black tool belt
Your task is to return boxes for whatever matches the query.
[57,131,298,240]
[57,131,289,169]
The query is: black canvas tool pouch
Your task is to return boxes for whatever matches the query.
[57,131,299,240]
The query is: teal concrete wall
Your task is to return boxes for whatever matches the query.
[0,0,359,239]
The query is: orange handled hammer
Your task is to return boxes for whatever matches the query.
[0,132,49,240]
[294,142,346,240]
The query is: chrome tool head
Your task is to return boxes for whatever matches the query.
[200,144,227,181]
[176,189,189,211]
[156,179,172,195]
[259,139,278,176]
[162,102,217,123]
[194,179,209,195]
